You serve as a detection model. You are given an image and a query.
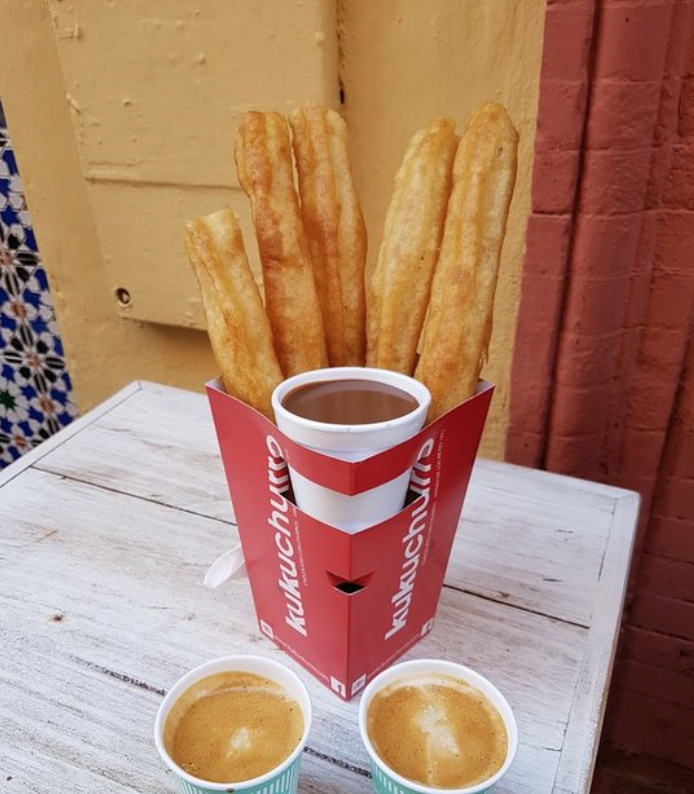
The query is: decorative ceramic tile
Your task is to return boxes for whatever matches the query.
[0,99,77,468]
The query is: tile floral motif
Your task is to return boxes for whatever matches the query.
[0,100,77,468]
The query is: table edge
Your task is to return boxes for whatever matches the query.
[552,491,640,793]
[0,381,143,489]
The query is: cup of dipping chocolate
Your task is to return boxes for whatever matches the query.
[272,367,431,532]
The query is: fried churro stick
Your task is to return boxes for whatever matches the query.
[289,102,367,366]
[235,111,328,376]
[185,208,283,419]
[366,118,458,375]
[415,103,518,421]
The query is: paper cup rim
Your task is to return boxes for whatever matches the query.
[271,367,431,436]
[358,659,518,794]
[154,655,312,791]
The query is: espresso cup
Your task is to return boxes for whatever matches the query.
[154,655,312,794]
[358,659,518,794]
[272,367,431,533]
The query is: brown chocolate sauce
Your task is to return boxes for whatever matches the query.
[282,379,418,425]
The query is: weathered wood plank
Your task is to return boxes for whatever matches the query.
[0,380,141,489]
[0,630,371,794]
[448,473,611,627]
[33,384,623,626]
[0,468,588,793]
[34,383,234,524]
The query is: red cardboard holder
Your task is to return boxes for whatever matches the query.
[206,378,494,701]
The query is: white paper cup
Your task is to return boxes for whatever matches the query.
[272,367,431,533]
[154,655,312,794]
[358,659,518,794]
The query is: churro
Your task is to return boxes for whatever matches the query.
[415,103,518,420]
[235,111,328,376]
[290,102,367,367]
[185,208,283,419]
[366,118,458,375]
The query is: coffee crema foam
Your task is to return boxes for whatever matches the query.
[164,671,304,783]
[367,673,508,789]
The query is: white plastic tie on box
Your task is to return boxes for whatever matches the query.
[203,544,247,588]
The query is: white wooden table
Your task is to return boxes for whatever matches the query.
[0,382,638,794]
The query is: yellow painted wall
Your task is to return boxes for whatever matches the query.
[0,0,544,459]
[49,0,339,329]
[340,1,545,457]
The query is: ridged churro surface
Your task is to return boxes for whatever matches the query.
[366,118,458,375]
[290,103,367,366]
[235,111,328,376]
[415,104,518,420]
[185,209,283,419]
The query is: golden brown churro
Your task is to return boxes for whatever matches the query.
[415,103,518,421]
[185,208,283,419]
[290,103,367,367]
[235,111,328,376]
[366,118,459,375]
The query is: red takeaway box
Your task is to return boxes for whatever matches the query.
[206,378,494,701]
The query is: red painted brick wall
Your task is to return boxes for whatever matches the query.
[508,0,694,772]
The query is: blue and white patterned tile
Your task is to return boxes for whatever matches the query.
[0,98,77,468]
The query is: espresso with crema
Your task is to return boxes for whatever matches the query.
[164,671,303,783]
[367,673,507,789]
[282,379,418,424]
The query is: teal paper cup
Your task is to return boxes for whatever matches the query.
[358,659,518,794]
[154,655,311,794]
